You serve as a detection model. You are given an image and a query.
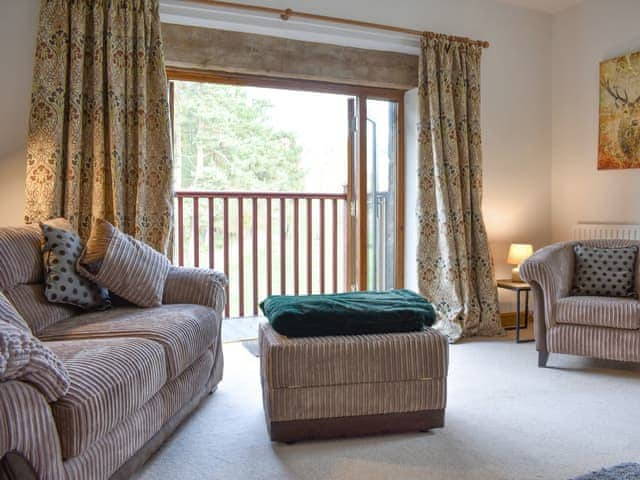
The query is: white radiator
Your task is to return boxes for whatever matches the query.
[573,223,640,240]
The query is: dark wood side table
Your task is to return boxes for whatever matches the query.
[497,279,533,344]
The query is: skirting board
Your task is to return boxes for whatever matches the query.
[268,409,445,443]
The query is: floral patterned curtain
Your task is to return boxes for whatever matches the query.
[417,35,502,342]
[25,0,173,253]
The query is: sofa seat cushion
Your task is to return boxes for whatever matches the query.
[39,305,219,379]
[47,337,167,459]
[555,296,640,330]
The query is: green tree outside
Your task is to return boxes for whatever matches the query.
[173,81,305,192]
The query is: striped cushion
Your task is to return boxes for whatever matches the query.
[0,321,70,402]
[47,337,167,458]
[547,324,640,363]
[555,296,640,330]
[4,284,79,336]
[0,291,31,332]
[78,219,170,307]
[39,305,219,380]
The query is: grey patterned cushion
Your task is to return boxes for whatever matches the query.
[40,223,110,309]
[78,219,170,307]
[572,244,638,298]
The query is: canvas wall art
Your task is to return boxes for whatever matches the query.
[599,51,640,169]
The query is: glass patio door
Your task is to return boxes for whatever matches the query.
[348,95,403,292]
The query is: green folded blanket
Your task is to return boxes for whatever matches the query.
[259,289,436,337]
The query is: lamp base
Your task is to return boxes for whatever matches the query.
[511,267,522,282]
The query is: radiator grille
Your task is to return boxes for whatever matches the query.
[573,223,640,240]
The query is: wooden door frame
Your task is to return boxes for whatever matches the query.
[167,67,405,289]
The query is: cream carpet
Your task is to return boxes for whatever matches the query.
[134,330,640,480]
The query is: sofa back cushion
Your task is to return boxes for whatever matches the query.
[0,225,43,289]
[0,226,79,335]
[0,291,31,332]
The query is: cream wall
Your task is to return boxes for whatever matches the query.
[0,0,39,226]
[0,0,552,312]
[551,0,640,241]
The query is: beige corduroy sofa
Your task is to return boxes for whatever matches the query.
[0,225,227,480]
[520,239,640,367]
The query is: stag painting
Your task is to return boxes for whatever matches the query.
[598,51,640,169]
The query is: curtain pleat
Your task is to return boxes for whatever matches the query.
[25,0,173,254]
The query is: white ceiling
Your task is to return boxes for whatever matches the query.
[495,0,582,15]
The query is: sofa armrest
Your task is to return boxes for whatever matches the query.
[520,241,576,329]
[162,266,228,316]
[0,381,65,479]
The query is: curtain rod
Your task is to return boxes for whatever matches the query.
[181,0,491,48]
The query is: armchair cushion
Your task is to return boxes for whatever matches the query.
[78,219,170,307]
[572,244,638,298]
[0,321,70,402]
[556,296,640,330]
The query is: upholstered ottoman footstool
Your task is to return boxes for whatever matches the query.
[258,320,449,442]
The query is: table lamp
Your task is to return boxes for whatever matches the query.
[507,243,533,282]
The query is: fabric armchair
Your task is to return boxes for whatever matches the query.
[162,267,228,316]
[520,239,640,368]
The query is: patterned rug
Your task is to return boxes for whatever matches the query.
[571,463,640,479]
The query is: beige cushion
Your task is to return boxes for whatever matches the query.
[555,296,640,330]
[78,219,170,307]
[47,337,167,459]
[0,320,70,402]
[40,304,219,380]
